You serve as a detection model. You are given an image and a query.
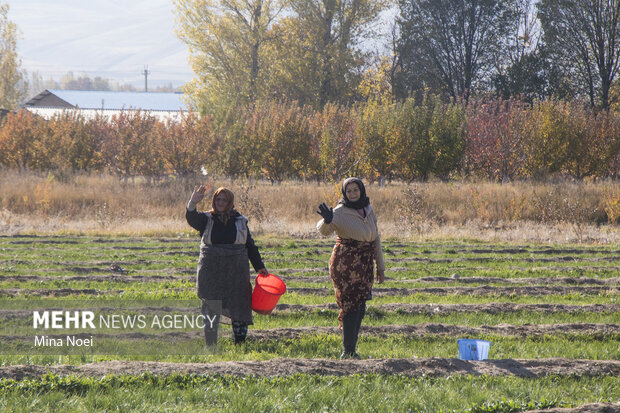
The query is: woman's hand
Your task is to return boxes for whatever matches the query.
[257,268,269,276]
[376,270,384,284]
[317,203,334,223]
[190,185,208,204]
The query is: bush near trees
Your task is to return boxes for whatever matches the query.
[0,97,619,182]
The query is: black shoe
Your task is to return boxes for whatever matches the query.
[340,351,361,360]
[234,335,246,345]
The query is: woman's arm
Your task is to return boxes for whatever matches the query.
[186,205,208,235]
[186,185,209,235]
[317,218,336,236]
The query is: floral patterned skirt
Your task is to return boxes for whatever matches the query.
[329,237,375,327]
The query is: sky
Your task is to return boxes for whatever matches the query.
[5,0,194,89]
[5,0,395,92]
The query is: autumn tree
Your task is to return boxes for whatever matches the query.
[174,0,284,112]
[47,111,101,171]
[158,113,214,176]
[102,111,163,181]
[539,0,620,108]
[0,3,26,108]
[249,101,314,182]
[0,110,48,169]
[312,103,360,180]
[464,98,529,181]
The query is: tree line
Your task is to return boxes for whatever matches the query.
[1,97,618,181]
[173,0,620,112]
[1,1,619,111]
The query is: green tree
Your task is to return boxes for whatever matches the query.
[0,3,26,108]
[356,99,396,183]
[174,0,284,112]
[270,0,387,107]
[539,0,620,108]
[393,96,435,181]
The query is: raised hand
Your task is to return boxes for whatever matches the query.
[316,202,334,224]
[190,185,208,204]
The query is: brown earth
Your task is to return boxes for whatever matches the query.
[272,303,620,315]
[7,265,620,276]
[0,285,617,297]
[528,405,619,413]
[3,254,620,270]
[289,286,617,296]
[3,304,617,323]
[2,274,619,286]
[3,323,617,343]
[277,275,620,285]
[1,358,619,381]
[388,256,620,263]
[247,323,620,340]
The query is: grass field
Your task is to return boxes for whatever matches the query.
[0,234,618,411]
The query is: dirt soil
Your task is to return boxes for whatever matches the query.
[4,285,613,297]
[273,303,620,315]
[289,286,617,296]
[2,274,619,286]
[1,358,619,381]
[528,405,619,413]
[247,323,620,340]
[3,323,616,344]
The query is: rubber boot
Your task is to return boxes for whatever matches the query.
[201,300,218,346]
[340,307,361,359]
[232,321,248,344]
[352,302,366,352]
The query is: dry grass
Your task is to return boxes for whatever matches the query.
[1,169,618,244]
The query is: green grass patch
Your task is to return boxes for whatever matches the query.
[0,373,616,412]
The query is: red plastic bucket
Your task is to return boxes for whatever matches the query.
[252,273,286,315]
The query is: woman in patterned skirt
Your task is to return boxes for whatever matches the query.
[317,177,385,359]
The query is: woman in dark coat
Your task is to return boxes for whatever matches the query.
[186,185,268,345]
[317,177,385,359]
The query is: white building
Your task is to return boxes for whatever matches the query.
[23,89,190,121]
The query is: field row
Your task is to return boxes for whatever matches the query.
[3,274,620,287]
[1,235,618,412]
[2,358,620,380]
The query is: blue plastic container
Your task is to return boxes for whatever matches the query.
[457,339,491,360]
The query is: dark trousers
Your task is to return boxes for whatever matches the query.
[201,300,249,345]
[342,302,366,353]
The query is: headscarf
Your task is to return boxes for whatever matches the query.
[339,177,370,209]
[208,187,236,223]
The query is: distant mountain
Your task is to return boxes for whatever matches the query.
[6,0,193,88]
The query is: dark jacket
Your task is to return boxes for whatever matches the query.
[186,208,265,272]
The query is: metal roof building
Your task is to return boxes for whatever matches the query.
[23,89,190,120]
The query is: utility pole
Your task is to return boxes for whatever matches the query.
[143,65,150,92]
